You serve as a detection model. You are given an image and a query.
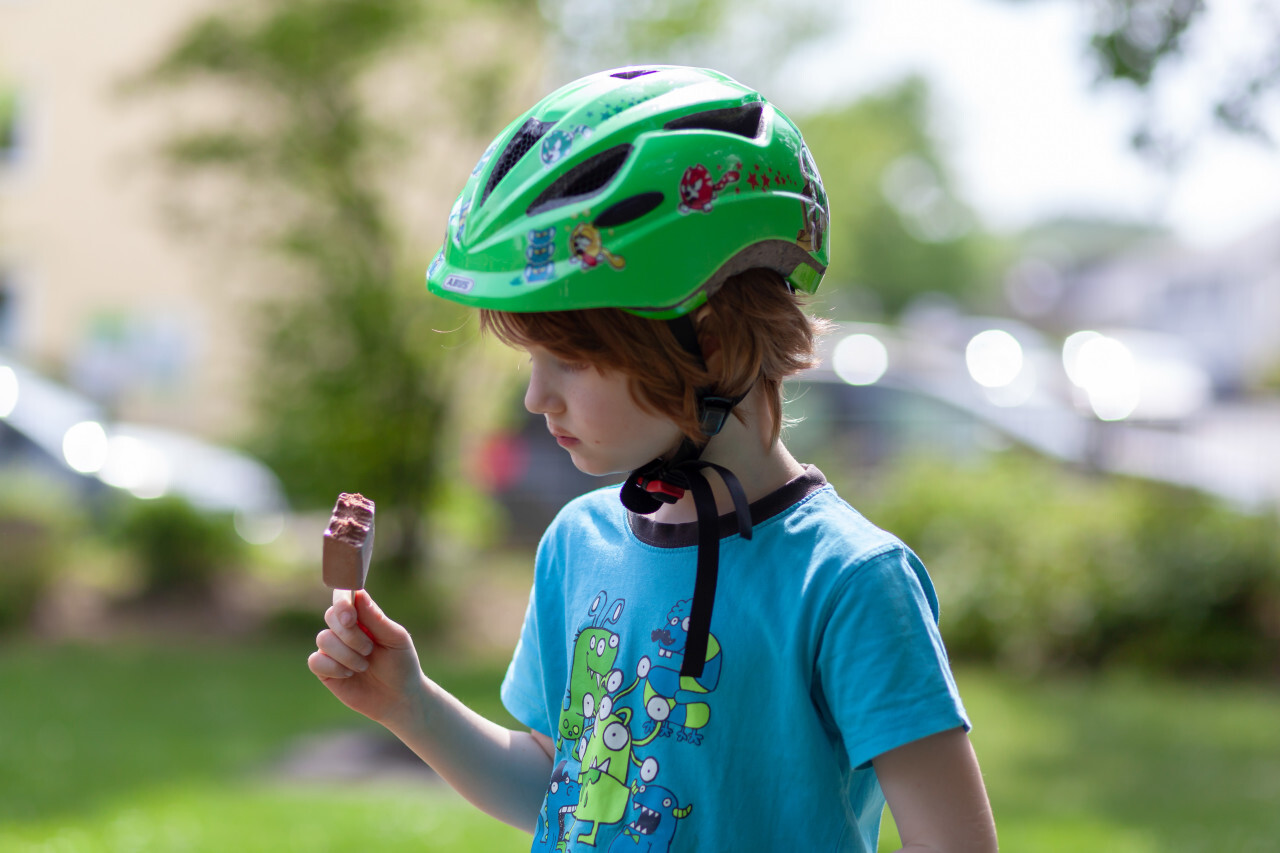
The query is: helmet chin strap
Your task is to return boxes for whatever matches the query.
[619,313,753,678]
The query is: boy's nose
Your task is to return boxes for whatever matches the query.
[523,369,562,415]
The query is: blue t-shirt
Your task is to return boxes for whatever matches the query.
[501,466,969,852]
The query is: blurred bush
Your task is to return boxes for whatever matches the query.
[856,452,1280,674]
[0,480,78,633]
[112,495,245,598]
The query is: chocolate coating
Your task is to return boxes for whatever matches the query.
[323,492,375,589]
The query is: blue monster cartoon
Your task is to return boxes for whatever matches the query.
[607,783,693,853]
[538,759,582,852]
[541,125,591,166]
[636,599,722,744]
[524,227,556,284]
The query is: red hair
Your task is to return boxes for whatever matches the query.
[480,269,829,445]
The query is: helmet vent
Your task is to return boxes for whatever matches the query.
[482,118,554,206]
[594,192,665,228]
[611,69,657,80]
[527,144,632,215]
[664,102,764,139]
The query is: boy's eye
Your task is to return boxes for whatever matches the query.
[557,359,590,373]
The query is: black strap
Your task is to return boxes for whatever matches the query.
[621,454,752,679]
[679,460,752,678]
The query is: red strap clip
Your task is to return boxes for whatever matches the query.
[642,478,685,503]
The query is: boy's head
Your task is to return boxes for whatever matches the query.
[427,64,831,444]
[480,269,823,446]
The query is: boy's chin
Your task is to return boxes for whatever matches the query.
[566,451,640,479]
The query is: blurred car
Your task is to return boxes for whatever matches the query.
[0,353,288,543]
[477,317,1278,543]
[794,321,1278,512]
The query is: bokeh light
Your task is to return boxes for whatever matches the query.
[62,420,109,474]
[833,333,889,386]
[966,329,1024,388]
[0,366,17,417]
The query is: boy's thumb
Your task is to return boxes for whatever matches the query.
[353,591,410,648]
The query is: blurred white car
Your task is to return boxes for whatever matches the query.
[1,354,287,543]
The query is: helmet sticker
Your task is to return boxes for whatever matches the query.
[677,162,741,214]
[442,274,475,294]
[449,199,471,244]
[744,161,793,191]
[588,90,660,124]
[569,223,625,271]
[540,125,592,166]
[524,228,557,284]
[471,140,498,177]
[427,251,444,279]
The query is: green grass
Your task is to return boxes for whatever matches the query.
[1,642,1278,851]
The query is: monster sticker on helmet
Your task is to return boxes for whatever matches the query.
[569,223,625,271]
[525,228,557,283]
[540,125,592,166]
[676,163,741,215]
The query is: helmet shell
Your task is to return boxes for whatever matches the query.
[426,65,829,319]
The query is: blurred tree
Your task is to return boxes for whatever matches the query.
[799,78,990,318]
[138,0,543,584]
[540,0,826,85]
[1039,0,1280,155]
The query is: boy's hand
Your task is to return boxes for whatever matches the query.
[308,590,425,729]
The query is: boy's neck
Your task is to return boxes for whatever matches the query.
[651,389,805,525]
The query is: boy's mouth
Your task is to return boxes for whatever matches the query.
[549,426,580,447]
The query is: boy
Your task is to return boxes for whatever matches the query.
[310,65,997,852]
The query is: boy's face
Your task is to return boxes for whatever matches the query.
[524,346,684,477]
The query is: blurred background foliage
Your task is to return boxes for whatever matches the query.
[853,452,1280,674]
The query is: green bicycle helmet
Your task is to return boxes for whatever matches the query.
[426,65,829,319]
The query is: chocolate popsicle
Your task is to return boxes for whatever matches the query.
[323,492,375,598]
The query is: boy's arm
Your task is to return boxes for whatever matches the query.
[309,591,553,831]
[873,727,999,853]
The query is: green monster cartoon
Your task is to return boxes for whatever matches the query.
[574,692,661,846]
[558,591,626,749]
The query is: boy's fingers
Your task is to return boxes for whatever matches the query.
[308,649,354,680]
[324,606,374,657]
[316,629,370,674]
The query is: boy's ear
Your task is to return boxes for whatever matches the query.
[693,305,722,370]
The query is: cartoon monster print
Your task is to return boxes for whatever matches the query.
[677,163,740,214]
[569,223,626,271]
[449,198,471,243]
[541,125,592,166]
[607,783,693,853]
[471,138,498,177]
[525,227,557,283]
[634,599,721,744]
[558,592,626,749]
[538,759,581,852]
[574,693,662,847]
[795,144,829,254]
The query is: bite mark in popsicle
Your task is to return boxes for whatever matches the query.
[323,492,375,595]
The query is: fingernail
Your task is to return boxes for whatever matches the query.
[339,610,355,628]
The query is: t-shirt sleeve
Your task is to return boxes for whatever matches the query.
[818,545,970,771]
[500,578,554,738]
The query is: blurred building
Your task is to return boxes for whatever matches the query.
[0,0,257,435]
[0,1,515,442]
[1052,219,1280,395]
